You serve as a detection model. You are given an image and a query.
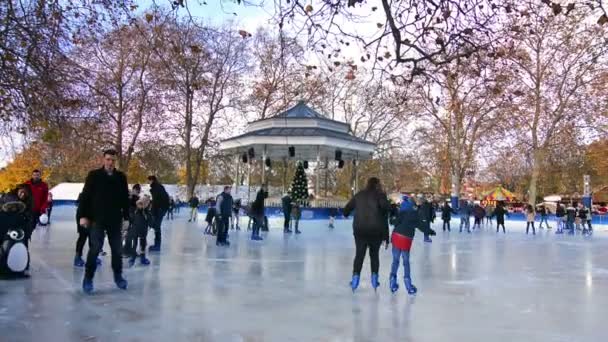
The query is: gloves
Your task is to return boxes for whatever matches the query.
[428,229,437,236]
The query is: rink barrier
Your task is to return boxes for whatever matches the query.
[50,201,608,224]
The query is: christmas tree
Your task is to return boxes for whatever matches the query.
[290,161,309,205]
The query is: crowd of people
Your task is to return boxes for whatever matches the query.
[0,150,600,296]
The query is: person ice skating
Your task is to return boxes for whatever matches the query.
[418,196,434,242]
[389,196,436,294]
[586,209,593,236]
[78,149,130,294]
[147,175,170,252]
[1,185,34,275]
[167,197,175,220]
[441,201,455,231]
[73,192,102,268]
[566,203,577,234]
[204,197,217,235]
[555,203,566,234]
[494,202,508,233]
[250,184,268,240]
[216,186,233,247]
[538,205,551,229]
[472,203,485,230]
[25,169,49,237]
[291,202,302,234]
[282,193,293,233]
[577,203,590,235]
[126,197,152,267]
[525,204,536,235]
[343,177,390,292]
[46,192,53,224]
[329,206,338,229]
[188,195,200,222]
[232,198,242,230]
[459,200,472,233]
[485,205,494,226]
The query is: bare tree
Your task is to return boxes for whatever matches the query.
[503,2,608,204]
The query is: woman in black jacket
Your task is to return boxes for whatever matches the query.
[441,201,455,231]
[250,185,268,241]
[343,177,390,292]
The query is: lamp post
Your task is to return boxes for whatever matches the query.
[583,175,591,208]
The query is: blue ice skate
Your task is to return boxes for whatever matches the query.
[82,278,94,294]
[350,274,360,292]
[114,275,128,290]
[424,237,432,243]
[404,277,417,295]
[371,273,380,292]
[74,256,85,267]
[140,255,151,265]
[389,273,399,293]
[128,256,136,268]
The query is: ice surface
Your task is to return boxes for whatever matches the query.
[1,206,608,342]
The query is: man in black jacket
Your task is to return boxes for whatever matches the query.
[147,175,170,251]
[418,197,434,243]
[188,195,200,222]
[250,184,268,241]
[343,177,390,292]
[78,149,129,294]
[282,194,293,233]
[216,186,234,246]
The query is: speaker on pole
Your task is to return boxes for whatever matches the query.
[288,146,295,157]
[335,150,342,161]
[248,148,255,159]
[265,157,271,168]
[303,160,309,169]
[241,153,248,163]
[338,160,345,169]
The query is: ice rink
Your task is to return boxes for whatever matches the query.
[2,206,608,342]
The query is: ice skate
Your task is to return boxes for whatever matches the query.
[404,277,417,295]
[114,275,128,290]
[73,256,85,267]
[140,254,150,265]
[371,273,380,291]
[389,274,399,293]
[82,278,94,294]
[350,274,360,292]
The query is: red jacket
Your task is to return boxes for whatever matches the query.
[25,179,49,214]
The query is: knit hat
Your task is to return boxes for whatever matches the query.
[400,195,414,211]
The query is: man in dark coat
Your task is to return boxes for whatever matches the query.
[78,149,130,294]
[216,186,234,246]
[493,202,508,233]
[282,194,293,233]
[343,177,390,292]
[250,184,268,241]
[417,197,435,242]
[188,195,200,222]
[147,175,170,251]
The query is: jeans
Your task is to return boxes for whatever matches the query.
[152,210,166,247]
[539,216,550,228]
[443,220,450,231]
[526,222,535,234]
[460,216,470,232]
[566,220,575,232]
[251,214,263,237]
[190,207,198,221]
[283,212,291,230]
[85,223,122,280]
[216,215,230,243]
[390,247,411,280]
[352,236,382,275]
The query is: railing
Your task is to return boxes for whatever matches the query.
[264,199,348,208]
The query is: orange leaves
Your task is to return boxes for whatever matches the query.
[305,4,313,13]
[145,13,153,23]
[599,15,608,26]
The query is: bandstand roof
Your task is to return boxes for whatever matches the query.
[220,101,376,160]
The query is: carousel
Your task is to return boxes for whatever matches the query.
[219,101,377,198]
[480,186,516,207]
